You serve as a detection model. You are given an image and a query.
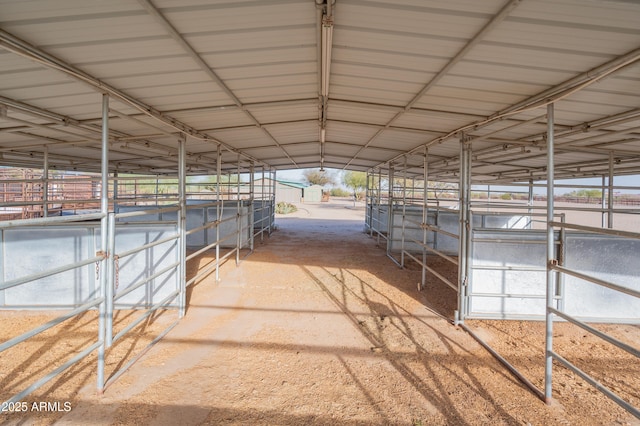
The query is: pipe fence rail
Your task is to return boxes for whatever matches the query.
[545,220,640,419]
[364,116,640,420]
[0,174,274,404]
[0,213,107,404]
[0,90,276,406]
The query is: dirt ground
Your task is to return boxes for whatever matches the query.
[1,198,639,425]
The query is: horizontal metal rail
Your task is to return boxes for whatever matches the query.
[549,221,640,239]
[0,254,104,291]
[184,201,223,210]
[423,223,458,240]
[0,212,105,228]
[403,217,426,229]
[472,238,554,244]
[185,238,220,262]
[403,250,458,292]
[469,292,561,300]
[116,233,179,259]
[2,340,103,405]
[186,257,217,287]
[549,308,639,357]
[114,206,179,219]
[471,265,546,272]
[551,351,640,419]
[551,264,640,299]
[112,290,179,344]
[218,247,238,264]
[0,297,104,352]
[405,236,458,266]
[104,320,179,390]
[459,322,545,401]
[113,261,180,302]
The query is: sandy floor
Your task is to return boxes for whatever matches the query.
[1,198,638,425]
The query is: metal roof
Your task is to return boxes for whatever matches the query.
[0,0,639,183]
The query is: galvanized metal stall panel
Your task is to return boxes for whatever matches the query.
[385,206,529,255]
[468,230,640,323]
[468,229,556,319]
[563,234,640,322]
[110,224,179,309]
[2,225,96,307]
[0,223,179,309]
[116,201,251,248]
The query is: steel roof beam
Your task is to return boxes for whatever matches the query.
[137,0,298,168]
[0,28,264,168]
[343,0,524,169]
[374,46,640,174]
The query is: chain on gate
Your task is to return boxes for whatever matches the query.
[94,251,119,290]
[114,254,120,290]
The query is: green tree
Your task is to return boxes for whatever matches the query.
[302,169,336,187]
[567,189,602,198]
[342,170,367,200]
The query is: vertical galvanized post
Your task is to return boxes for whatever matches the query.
[608,152,614,229]
[97,93,109,393]
[545,102,556,404]
[386,165,395,258]
[365,170,370,231]
[270,169,276,234]
[260,166,265,242]
[113,171,118,212]
[401,156,407,268]
[249,162,255,252]
[155,175,159,206]
[421,147,428,290]
[236,154,241,266]
[528,179,534,220]
[215,146,222,283]
[105,213,116,347]
[456,133,471,325]
[178,135,186,318]
[377,169,382,243]
[42,146,48,217]
[601,176,607,228]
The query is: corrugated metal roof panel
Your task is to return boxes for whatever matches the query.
[247,101,317,124]
[0,0,638,181]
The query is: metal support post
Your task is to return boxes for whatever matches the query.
[249,162,255,251]
[178,136,186,318]
[377,169,382,243]
[270,169,276,233]
[421,147,428,290]
[545,102,556,404]
[113,171,119,212]
[386,165,395,257]
[528,179,534,219]
[401,156,408,268]
[365,170,370,232]
[155,175,159,206]
[236,154,241,266]
[601,176,607,229]
[97,93,109,393]
[456,133,471,325]
[215,147,222,283]
[608,152,614,229]
[105,213,116,347]
[260,166,265,242]
[42,146,48,217]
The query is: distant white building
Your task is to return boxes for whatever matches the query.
[254,178,323,203]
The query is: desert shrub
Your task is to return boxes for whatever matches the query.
[499,193,512,200]
[330,187,350,197]
[275,201,297,214]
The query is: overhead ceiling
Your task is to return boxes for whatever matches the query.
[0,0,639,183]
